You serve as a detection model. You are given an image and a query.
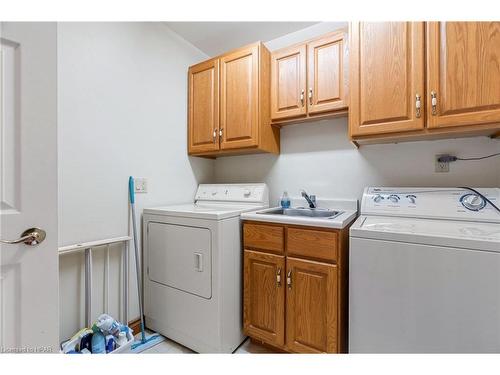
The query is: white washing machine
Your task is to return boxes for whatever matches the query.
[143,183,269,353]
[349,187,500,353]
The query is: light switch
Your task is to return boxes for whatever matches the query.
[134,177,148,193]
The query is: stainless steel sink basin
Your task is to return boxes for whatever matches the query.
[258,207,343,219]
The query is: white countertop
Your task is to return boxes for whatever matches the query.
[241,198,358,229]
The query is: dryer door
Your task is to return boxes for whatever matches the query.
[147,222,212,299]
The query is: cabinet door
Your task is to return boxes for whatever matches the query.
[307,31,348,115]
[271,45,307,120]
[286,257,337,353]
[427,22,500,129]
[220,44,259,150]
[244,250,285,347]
[188,58,219,154]
[349,22,425,136]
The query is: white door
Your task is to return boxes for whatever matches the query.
[0,22,58,353]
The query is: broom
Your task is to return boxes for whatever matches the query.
[128,176,165,353]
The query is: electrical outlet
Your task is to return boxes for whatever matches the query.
[435,155,450,173]
[134,177,148,193]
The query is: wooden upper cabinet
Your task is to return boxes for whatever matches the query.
[286,257,338,353]
[307,31,348,115]
[188,59,219,154]
[244,250,285,347]
[271,45,307,120]
[426,22,500,129]
[349,22,425,137]
[220,44,259,150]
[188,42,279,157]
[270,30,348,124]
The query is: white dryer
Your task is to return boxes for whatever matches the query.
[349,187,500,353]
[143,183,269,353]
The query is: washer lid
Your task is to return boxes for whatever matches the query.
[143,203,265,220]
[350,215,500,252]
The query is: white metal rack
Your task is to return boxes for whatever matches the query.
[59,236,131,328]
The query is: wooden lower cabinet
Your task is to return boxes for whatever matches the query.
[243,250,285,347]
[243,221,348,353]
[286,257,337,353]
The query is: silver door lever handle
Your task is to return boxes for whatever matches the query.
[0,228,46,246]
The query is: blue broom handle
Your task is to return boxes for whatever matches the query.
[128,176,135,204]
[129,176,146,342]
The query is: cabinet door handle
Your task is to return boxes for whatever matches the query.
[415,94,421,118]
[213,129,217,143]
[300,90,304,106]
[276,268,282,287]
[219,128,223,141]
[431,91,438,116]
[308,88,313,105]
[287,270,292,289]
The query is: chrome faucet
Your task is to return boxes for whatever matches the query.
[300,190,317,209]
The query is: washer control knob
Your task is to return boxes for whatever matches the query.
[388,194,400,203]
[373,194,384,203]
[243,189,251,197]
[460,193,486,211]
[406,194,417,204]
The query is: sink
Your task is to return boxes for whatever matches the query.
[258,207,343,219]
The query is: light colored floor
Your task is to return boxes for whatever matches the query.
[137,331,274,354]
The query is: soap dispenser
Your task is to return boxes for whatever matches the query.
[280,191,291,209]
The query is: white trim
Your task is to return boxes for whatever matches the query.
[58,236,131,255]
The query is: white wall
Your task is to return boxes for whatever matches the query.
[57,22,213,340]
[215,23,500,205]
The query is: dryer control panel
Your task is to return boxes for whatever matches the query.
[194,183,269,205]
[361,187,500,223]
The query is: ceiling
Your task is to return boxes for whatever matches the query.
[165,22,319,56]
